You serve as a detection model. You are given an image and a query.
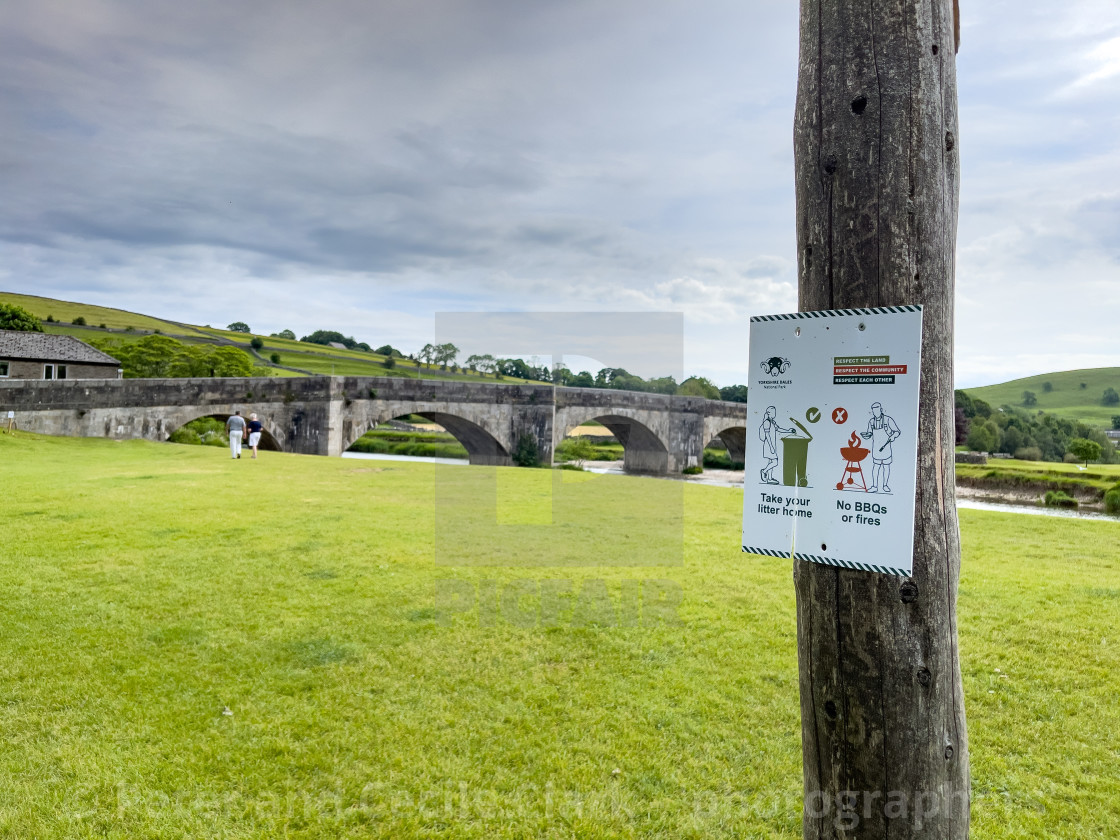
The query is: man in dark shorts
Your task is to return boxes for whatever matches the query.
[247,413,264,459]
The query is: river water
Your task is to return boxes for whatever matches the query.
[342,452,1118,522]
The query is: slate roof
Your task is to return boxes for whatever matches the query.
[0,330,121,365]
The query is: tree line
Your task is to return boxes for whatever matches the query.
[89,335,272,379]
[956,390,1116,464]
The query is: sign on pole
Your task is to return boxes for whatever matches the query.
[741,306,923,576]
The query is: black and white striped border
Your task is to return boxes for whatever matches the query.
[742,545,909,576]
[750,305,921,323]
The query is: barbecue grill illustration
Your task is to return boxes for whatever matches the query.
[837,430,870,491]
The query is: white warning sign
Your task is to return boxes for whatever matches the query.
[741,306,923,576]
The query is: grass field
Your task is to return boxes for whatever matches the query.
[964,368,1120,427]
[1,432,1118,837]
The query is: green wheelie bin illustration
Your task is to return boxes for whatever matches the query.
[781,417,813,487]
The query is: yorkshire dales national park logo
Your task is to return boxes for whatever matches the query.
[759,355,792,390]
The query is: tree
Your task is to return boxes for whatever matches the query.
[209,346,254,377]
[793,1,967,836]
[1022,390,1037,407]
[1102,387,1120,406]
[497,357,537,380]
[227,322,251,333]
[271,329,296,340]
[270,352,281,364]
[72,316,87,326]
[1042,381,1053,393]
[434,342,459,367]
[569,370,595,388]
[250,337,264,351]
[302,330,347,346]
[1086,428,1118,465]
[677,376,720,400]
[954,406,969,445]
[720,384,749,403]
[375,344,400,357]
[1068,437,1101,466]
[91,334,256,379]
[966,419,998,453]
[558,437,595,468]
[118,334,184,378]
[512,433,540,467]
[1112,416,1120,431]
[0,302,43,332]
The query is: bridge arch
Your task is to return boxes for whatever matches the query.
[341,410,510,466]
[703,423,747,468]
[558,410,669,474]
[165,411,284,451]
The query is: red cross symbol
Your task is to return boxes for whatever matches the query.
[832,407,848,424]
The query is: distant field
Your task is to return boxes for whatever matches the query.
[964,368,1120,427]
[42,324,215,347]
[0,291,180,333]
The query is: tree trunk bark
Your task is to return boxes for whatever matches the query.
[793,1,969,837]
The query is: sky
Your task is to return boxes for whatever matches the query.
[2,1,1118,388]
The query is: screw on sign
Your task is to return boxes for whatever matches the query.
[832,407,848,424]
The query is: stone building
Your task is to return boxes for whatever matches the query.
[0,330,121,380]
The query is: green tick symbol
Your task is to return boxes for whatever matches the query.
[806,407,821,423]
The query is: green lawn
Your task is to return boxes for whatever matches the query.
[964,368,1120,427]
[1,432,1117,837]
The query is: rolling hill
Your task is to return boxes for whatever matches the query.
[963,368,1120,428]
[0,291,525,384]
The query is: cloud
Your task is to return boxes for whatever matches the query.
[0,0,1117,388]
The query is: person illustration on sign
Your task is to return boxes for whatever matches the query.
[860,401,900,493]
[759,406,794,485]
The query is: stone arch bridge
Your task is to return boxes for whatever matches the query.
[0,376,747,475]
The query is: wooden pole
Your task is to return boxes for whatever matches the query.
[793,1,968,837]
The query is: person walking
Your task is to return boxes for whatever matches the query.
[758,405,793,484]
[226,410,247,459]
[246,413,264,459]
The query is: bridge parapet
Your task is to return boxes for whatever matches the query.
[0,375,338,454]
[0,376,747,475]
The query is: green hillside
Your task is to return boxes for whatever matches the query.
[1,291,181,333]
[964,368,1120,428]
[0,291,527,384]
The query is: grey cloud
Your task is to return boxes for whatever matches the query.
[2,1,1118,386]
[1075,194,1120,259]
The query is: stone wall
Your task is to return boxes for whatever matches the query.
[0,375,749,474]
